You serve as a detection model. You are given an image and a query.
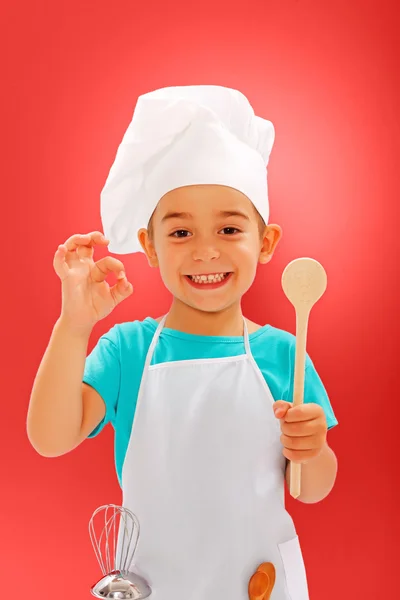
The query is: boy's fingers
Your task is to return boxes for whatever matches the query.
[53,245,70,280]
[273,401,292,419]
[281,419,317,437]
[284,404,314,423]
[280,434,320,450]
[110,277,133,305]
[91,256,126,283]
[64,232,109,252]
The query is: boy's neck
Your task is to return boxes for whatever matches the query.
[164,299,246,337]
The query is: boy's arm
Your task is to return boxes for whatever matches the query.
[27,317,105,457]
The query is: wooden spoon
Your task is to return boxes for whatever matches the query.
[248,562,276,600]
[281,258,327,499]
[248,571,269,600]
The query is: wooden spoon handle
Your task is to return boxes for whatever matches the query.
[290,306,310,499]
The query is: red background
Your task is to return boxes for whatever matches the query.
[2,1,398,598]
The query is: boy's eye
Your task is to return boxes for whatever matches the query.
[171,230,191,238]
[170,227,240,237]
[220,227,240,235]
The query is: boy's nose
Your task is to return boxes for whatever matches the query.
[192,243,220,262]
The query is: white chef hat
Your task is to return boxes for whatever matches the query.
[100,85,275,254]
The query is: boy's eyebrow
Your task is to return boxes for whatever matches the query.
[161,210,250,222]
[161,211,193,222]
[217,210,250,220]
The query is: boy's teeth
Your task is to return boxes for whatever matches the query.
[190,273,228,284]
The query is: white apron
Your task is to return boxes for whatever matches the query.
[120,315,310,600]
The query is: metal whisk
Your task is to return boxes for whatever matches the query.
[89,504,152,599]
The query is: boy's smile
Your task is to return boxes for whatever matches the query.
[184,271,234,289]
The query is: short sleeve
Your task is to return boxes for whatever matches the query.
[83,325,121,438]
[304,355,338,430]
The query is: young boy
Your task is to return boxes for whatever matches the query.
[27,86,338,600]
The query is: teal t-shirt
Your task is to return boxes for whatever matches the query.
[83,317,338,487]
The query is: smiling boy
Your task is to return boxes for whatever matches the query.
[28,86,338,600]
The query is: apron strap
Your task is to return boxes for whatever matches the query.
[242,317,252,356]
[146,314,252,367]
[144,314,168,369]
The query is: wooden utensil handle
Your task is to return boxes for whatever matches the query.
[293,308,309,406]
[290,462,301,498]
[290,307,310,499]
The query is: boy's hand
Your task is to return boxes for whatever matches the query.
[53,231,133,333]
[273,401,327,464]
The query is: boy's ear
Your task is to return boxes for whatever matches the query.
[138,229,159,267]
[259,224,282,264]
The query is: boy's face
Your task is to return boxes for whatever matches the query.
[139,185,281,313]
